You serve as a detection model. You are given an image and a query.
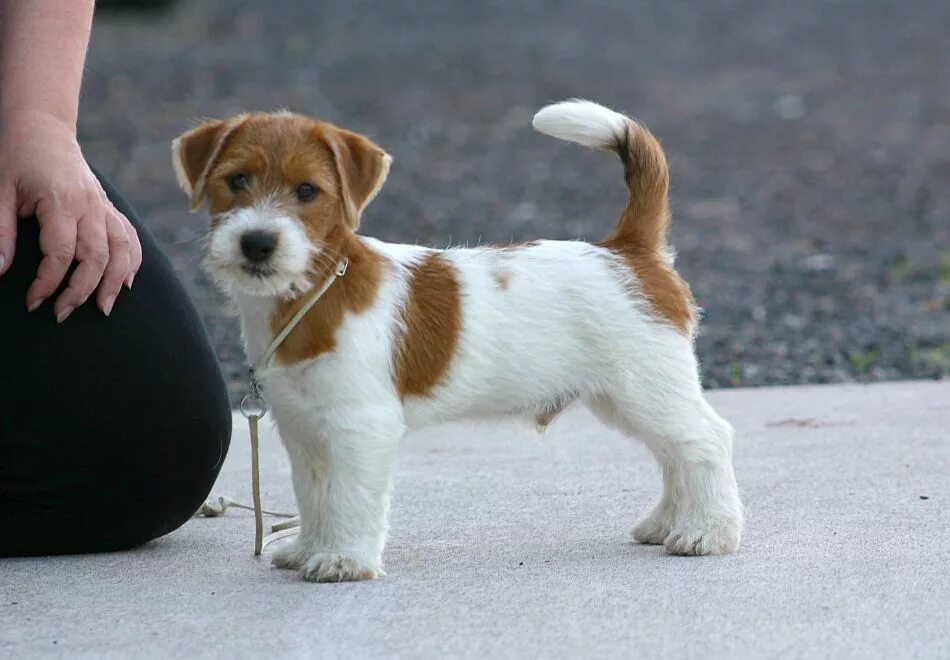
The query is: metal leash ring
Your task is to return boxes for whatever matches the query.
[240,393,267,419]
[241,367,268,419]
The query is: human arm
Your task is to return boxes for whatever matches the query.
[0,0,142,320]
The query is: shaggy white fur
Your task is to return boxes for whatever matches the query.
[177,100,744,582]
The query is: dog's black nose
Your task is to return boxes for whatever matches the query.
[240,231,277,263]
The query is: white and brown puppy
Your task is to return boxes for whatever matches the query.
[173,100,743,582]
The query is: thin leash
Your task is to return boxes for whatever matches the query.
[198,257,349,556]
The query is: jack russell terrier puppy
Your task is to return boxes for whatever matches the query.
[173,100,744,582]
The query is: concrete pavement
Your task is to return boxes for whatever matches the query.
[2,381,948,658]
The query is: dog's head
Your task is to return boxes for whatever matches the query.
[172,112,391,297]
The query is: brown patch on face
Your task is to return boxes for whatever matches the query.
[598,238,697,337]
[173,111,391,236]
[270,228,385,364]
[172,112,395,365]
[395,252,462,398]
[201,115,350,240]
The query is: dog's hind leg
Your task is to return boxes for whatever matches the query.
[585,394,679,546]
[588,342,744,555]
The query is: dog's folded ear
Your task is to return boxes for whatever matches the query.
[172,117,244,211]
[325,128,392,230]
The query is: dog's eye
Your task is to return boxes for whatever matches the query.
[229,173,249,192]
[296,183,318,202]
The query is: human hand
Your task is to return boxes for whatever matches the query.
[0,110,142,321]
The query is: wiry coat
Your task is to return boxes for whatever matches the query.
[173,100,743,582]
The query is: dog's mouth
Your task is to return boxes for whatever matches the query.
[205,256,311,299]
[241,263,277,278]
[209,263,299,298]
[204,210,317,298]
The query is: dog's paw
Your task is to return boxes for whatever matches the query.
[632,508,675,545]
[663,515,742,556]
[271,538,310,570]
[301,552,381,583]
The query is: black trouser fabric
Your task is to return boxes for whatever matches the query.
[0,171,231,556]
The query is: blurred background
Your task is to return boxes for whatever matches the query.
[83,0,950,404]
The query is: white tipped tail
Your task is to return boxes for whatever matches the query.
[532,98,672,252]
[531,99,629,151]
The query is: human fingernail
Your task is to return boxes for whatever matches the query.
[103,295,116,317]
[125,272,136,289]
[0,254,6,275]
[27,298,44,313]
[56,306,75,324]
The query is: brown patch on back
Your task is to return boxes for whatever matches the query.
[396,252,462,398]
[599,238,697,337]
[492,269,510,291]
[491,241,536,289]
[270,229,385,364]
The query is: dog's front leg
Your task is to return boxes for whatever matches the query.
[272,416,401,582]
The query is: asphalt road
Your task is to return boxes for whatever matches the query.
[80,0,950,403]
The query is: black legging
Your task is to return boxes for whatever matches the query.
[0,170,231,556]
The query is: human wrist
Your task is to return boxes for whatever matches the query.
[0,107,78,139]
